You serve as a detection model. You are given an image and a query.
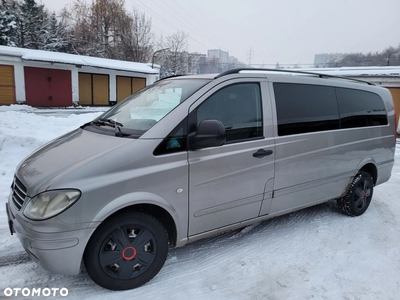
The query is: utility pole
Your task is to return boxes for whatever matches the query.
[246,47,255,66]
[387,50,399,66]
[152,48,170,69]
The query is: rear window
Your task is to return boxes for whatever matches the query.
[274,83,388,136]
[336,88,388,128]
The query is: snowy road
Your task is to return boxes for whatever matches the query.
[0,106,399,300]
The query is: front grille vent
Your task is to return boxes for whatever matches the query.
[12,177,27,210]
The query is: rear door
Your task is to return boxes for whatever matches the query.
[268,78,365,215]
[188,79,275,236]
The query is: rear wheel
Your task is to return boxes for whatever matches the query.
[84,212,168,290]
[338,171,374,216]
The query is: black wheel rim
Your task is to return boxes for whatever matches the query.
[353,179,372,212]
[99,225,157,279]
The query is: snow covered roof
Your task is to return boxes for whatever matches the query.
[0,46,158,75]
[292,66,400,77]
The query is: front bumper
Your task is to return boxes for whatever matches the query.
[6,200,97,276]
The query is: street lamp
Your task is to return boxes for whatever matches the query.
[152,48,170,69]
[387,50,399,66]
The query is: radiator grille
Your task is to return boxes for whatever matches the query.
[12,177,27,210]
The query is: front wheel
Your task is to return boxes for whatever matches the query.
[337,171,374,217]
[84,212,169,290]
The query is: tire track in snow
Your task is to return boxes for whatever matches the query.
[0,199,396,300]
[0,203,344,300]
[0,251,30,267]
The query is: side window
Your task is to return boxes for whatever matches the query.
[153,118,187,155]
[273,83,340,136]
[196,83,263,143]
[336,88,388,128]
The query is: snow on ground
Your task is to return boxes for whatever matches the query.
[0,105,399,300]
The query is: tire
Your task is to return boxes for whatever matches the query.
[84,212,169,290]
[337,171,374,217]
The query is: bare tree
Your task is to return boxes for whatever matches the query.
[159,31,189,78]
[115,8,153,62]
[92,0,126,58]
[130,8,153,62]
[337,45,400,67]
[61,0,154,62]
[60,0,96,55]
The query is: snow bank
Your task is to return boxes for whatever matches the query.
[0,109,103,203]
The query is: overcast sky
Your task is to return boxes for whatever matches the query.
[39,0,400,67]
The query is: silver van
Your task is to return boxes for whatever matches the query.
[6,68,396,290]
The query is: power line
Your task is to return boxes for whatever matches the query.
[130,1,168,36]
[168,0,225,51]
[184,0,226,46]
[155,0,218,49]
[131,0,213,50]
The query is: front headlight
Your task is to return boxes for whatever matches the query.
[23,190,81,220]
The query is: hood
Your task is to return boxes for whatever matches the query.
[16,128,133,196]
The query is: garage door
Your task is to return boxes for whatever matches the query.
[93,74,109,105]
[117,76,132,102]
[79,73,109,105]
[78,73,92,105]
[117,76,146,102]
[0,65,16,105]
[24,67,72,107]
[133,77,146,93]
[388,88,400,126]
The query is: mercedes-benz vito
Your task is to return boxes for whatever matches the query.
[6,68,396,290]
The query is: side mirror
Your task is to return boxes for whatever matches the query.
[189,120,226,150]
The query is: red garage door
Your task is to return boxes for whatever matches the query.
[24,67,72,107]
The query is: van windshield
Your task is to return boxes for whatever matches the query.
[87,79,210,138]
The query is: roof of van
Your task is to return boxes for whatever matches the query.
[164,67,400,86]
[175,68,375,86]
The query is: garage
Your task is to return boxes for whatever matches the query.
[117,76,146,102]
[79,73,109,105]
[388,88,400,125]
[0,65,16,105]
[0,46,158,106]
[24,67,72,107]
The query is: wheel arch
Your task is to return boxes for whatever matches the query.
[359,162,378,185]
[90,192,181,247]
[102,204,178,247]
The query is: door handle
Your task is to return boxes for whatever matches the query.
[253,149,273,158]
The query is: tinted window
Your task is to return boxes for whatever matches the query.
[197,83,263,142]
[336,88,388,128]
[154,118,187,155]
[274,83,340,136]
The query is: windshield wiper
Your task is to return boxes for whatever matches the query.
[94,119,124,137]
[80,121,92,129]
[100,118,123,128]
